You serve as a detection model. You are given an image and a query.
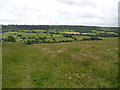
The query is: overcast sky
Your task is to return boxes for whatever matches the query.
[0,0,119,27]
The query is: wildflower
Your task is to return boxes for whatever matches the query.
[68,77,72,79]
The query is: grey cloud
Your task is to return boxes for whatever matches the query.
[0,19,27,24]
[57,0,96,8]
[0,0,118,27]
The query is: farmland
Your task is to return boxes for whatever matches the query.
[1,25,119,44]
[1,25,119,88]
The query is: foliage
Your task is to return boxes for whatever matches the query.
[25,40,32,45]
[6,36,16,42]
[2,25,118,33]
[2,25,119,44]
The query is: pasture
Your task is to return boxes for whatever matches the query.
[2,39,118,88]
[2,25,119,88]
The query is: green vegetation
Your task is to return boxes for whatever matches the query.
[2,25,119,44]
[0,45,2,89]
[2,39,118,88]
[2,25,118,88]
[5,36,16,42]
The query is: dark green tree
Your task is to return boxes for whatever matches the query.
[25,40,32,45]
[6,36,16,42]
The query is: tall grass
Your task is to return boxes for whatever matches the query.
[2,39,118,88]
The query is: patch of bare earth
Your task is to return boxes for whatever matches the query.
[42,48,54,53]
[71,53,99,61]
[81,53,99,59]
[42,48,67,54]
[71,54,83,61]
[42,48,67,58]
[84,45,92,48]
[42,48,50,51]
[56,48,67,53]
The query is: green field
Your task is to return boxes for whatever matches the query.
[2,39,118,88]
[2,25,119,44]
[1,25,119,88]
[0,45,2,89]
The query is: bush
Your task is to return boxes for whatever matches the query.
[90,37,102,40]
[25,40,32,45]
[6,36,16,42]
[17,34,22,37]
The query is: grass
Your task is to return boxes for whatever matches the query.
[2,32,17,38]
[52,34,63,38]
[2,39,118,88]
[98,37,118,40]
[0,45,2,89]
[81,33,96,35]
[20,33,37,37]
[64,32,80,34]
[45,38,54,42]
[106,32,118,35]
[55,37,74,41]
[73,36,90,40]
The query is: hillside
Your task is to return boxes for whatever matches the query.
[2,25,118,33]
[2,39,118,88]
[1,25,118,45]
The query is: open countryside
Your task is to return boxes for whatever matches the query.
[2,25,119,88]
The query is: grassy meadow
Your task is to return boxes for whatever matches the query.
[2,39,118,88]
[0,45,2,89]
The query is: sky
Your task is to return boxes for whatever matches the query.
[0,0,119,27]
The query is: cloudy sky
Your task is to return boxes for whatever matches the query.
[0,0,119,27]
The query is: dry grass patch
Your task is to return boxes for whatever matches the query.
[81,53,99,60]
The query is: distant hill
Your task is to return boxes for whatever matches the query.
[2,25,118,33]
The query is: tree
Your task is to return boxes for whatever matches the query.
[17,34,22,37]
[6,36,16,42]
[25,40,32,45]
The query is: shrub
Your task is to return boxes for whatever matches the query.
[6,36,16,42]
[25,40,32,45]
